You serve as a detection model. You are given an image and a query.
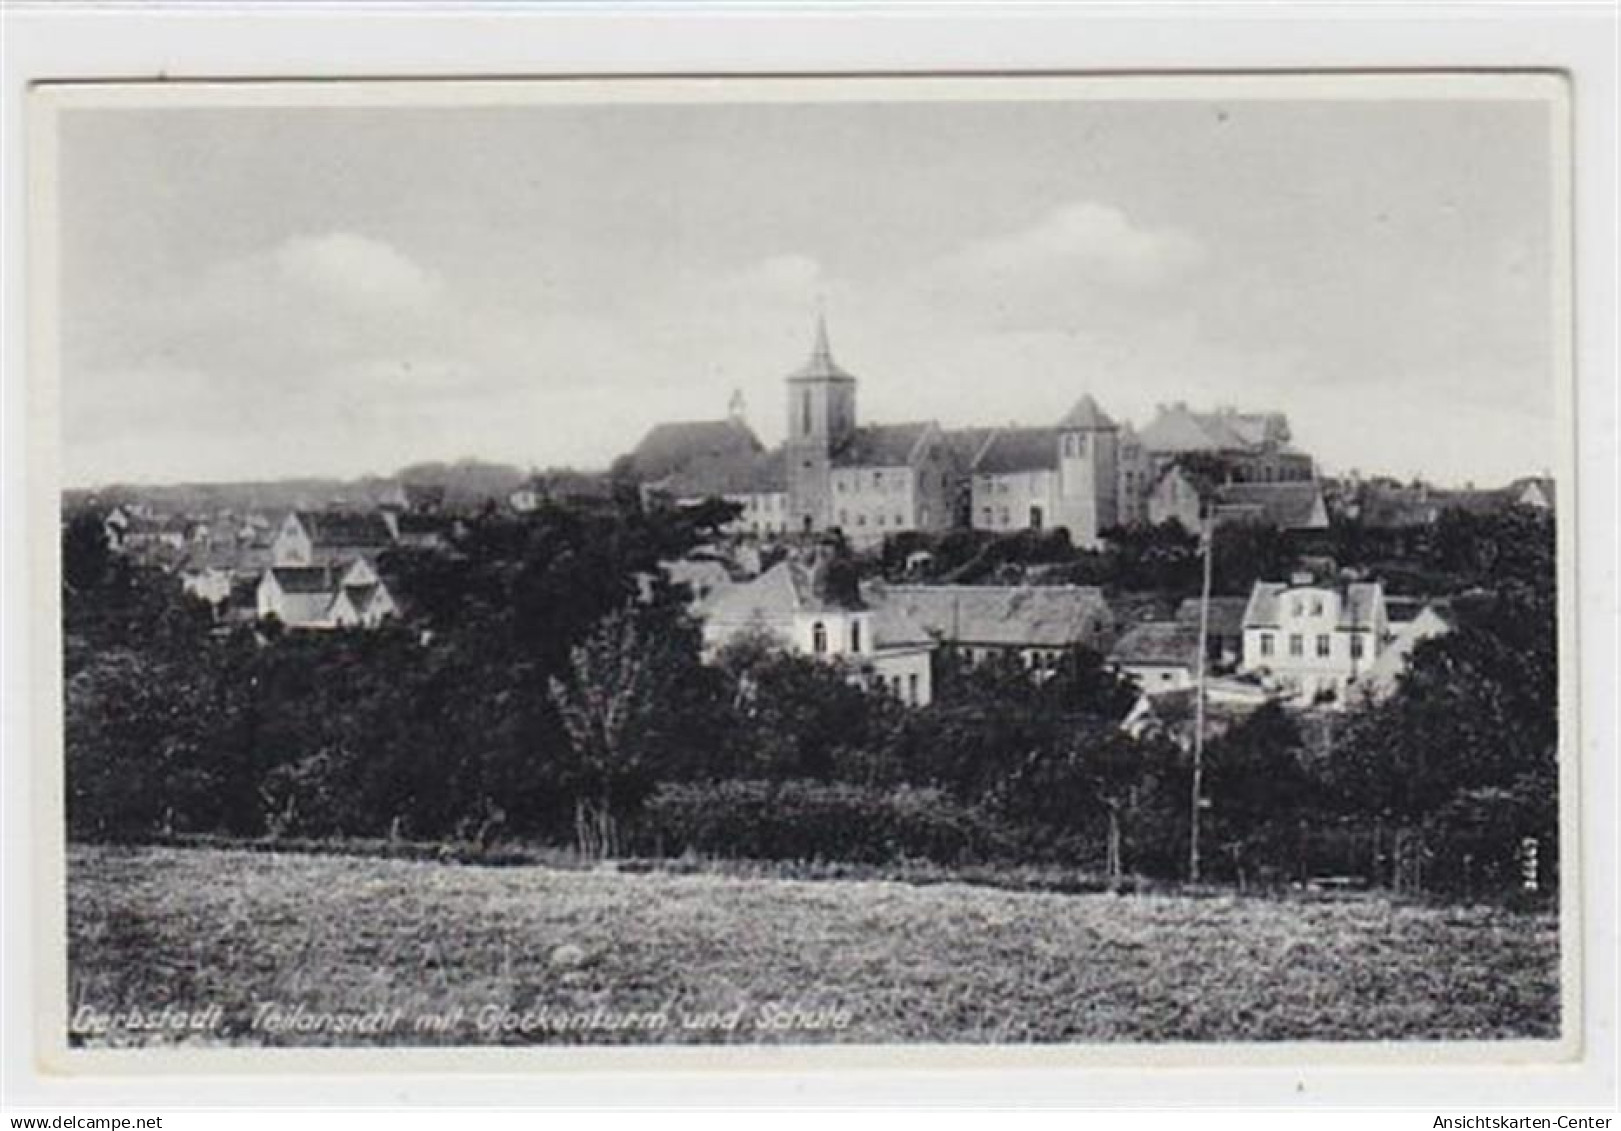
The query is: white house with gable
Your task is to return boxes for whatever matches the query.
[1240,576,1388,702]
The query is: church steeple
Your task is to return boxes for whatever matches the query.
[785,307,858,535]
[790,310,856,384]
[810,311,833,370]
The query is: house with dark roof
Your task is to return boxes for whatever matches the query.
[1174,595,1250,667]
[1506,475,1556,511]
[627,400,792,536]
[1108,620,1202,691]
[272,510,396,568]
[631,418,762,482]
[256,557,398,629]
[1138,402,1314,485]
[1147,463,1328,532]
[697,547,935,705]
[864,582,1114,677]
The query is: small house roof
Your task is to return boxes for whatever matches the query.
[1213,481,1328,530]
[1109,620,1201,669]
[268,565,336,594]
[866,584,1114,649]
[1242,579,1384,631]
[1174,596,1250,638]
[702,552,866,625]
[297,511,395,550]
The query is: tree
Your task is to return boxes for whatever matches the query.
[1203,703,1315,887]
[62,511,112,595]
[548,607,672,857]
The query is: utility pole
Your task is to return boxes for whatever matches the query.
[1189,512,1214,884]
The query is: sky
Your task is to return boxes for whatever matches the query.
[55,87,1561,489]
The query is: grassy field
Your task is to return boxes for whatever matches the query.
[66,845,1559,1046]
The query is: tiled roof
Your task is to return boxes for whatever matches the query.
[299,511,395,549]
[1507,476,1556,509]
[830,423,936,469]
[1109,620,1201,668]
[1213,481,1328,530]
[630,419,763,482]
[1242,580,1384,630]
[865,584,1114,649]
[1056,395,1116,431]
[1243,582,1286,628]
[1139,405,1230,454]
[1385,596,1452,626]
[1339,582,1383,630]
[971,427,1058,475]
[1351,486,1442,529]
[701,555,866,627]
[269,566,337,595]
[1139,404,1290,455]
[656,448,786,497]
[396,513,450,536]
[940,426,996,466]
[1174,596,1250,638]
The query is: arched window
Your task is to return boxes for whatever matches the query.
[812,621,827,655]
[850,620,862,653]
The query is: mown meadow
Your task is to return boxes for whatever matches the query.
[67,845,1560,1047]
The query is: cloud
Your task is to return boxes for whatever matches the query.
[270,232,442,313]
[940,201,1205,291]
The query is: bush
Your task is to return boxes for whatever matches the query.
[640,779,1002,865]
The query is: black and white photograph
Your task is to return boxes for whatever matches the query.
[30,73,1575,1059]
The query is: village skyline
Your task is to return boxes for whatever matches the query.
[57,92,1558,492]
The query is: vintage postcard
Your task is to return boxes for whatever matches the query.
[26,72,1578,1072]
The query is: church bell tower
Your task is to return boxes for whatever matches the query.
[785,314,858,534]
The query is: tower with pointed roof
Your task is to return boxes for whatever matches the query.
[1053,394,1120,547]
[785,314,858,534]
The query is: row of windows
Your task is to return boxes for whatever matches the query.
[1061,433,1089,458]
[744,495,785,511]
[835,470,906,493]
[810,619,863,655]
[838,510,910,529]
[878,671,923,705]
[1257,632,1366,660]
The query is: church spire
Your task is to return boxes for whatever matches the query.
[811,307,833,368]
[787,304,855,383]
